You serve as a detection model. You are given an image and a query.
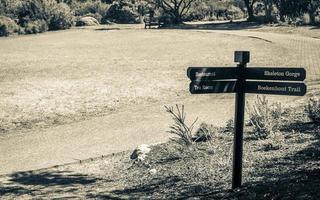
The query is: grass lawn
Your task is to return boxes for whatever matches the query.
[0,23,319,134]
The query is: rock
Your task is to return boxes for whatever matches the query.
[76,17,99,27]
[130,144,151,162]
[149,168,157,175]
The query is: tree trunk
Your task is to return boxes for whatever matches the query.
[173,9,182,24]
[264,0,273,23]
[244,0,255,21]
[308,2,317,25]
[279,0,286,22]
[308,10,316,25]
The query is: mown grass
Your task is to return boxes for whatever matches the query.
[1,24,320,135]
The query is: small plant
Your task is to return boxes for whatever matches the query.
[306,96,320,124]
[165,105,197,147]
[193,123,216,142]
[222,118,234,133]
[246,95,283,139]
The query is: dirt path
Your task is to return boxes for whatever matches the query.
[0,25,319,175]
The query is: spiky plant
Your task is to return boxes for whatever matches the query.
[165,104,197,147]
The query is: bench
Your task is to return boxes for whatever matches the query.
[144,17,164,29]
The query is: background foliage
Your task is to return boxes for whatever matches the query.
[0,0,319,36]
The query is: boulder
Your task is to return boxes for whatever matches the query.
[76,17,99,27]
[130,144,151,162]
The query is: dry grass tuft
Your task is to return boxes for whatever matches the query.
[306,95,320,124]
[165,104,197,147]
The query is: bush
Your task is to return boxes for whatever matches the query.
[15,0,72,31]
[24,19,48,34]
[0,15,21,36]
[246,95,283,139]
[71,0,108,20]
[0,0,22,18]
[222,119,234,133]
[103,1,138,23]
[193,123,216,142]
[185,1,209,21]
[15,0,47,27]
[227,5,245,20]
[47,2,73,30]
[306,96,320,124]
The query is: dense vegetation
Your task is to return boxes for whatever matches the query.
[0,0,319,36]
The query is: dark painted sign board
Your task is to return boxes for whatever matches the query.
[245,67,306,81]
[189,81,237,94]
[186,51,307,190]
[187,67,238,81]
[246,81,306,96]
[189,81,306,96]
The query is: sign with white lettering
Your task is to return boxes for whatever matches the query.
[246,81,306,96]
[187,51,307,190]
[190,81,236,94]
[246,67,306,81]
[187,67,238,81]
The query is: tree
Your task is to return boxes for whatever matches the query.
[263,0,273,22]
[307,0,320,25]
[274,0,309,22]
[243,0,257,21]
[155,0,197,23]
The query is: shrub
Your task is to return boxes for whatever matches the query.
[246,95,283,139]
[0,15,21,36]
[222,118,234,133]
[15,0,47,27]
[24,19,48,34]
[306,96,320,124]
[227,5,245,20]
[47,2,73,30]
[159,12,175,25]
[193,123,216,142]
[165,105,197,147]
[185,1,209,21]
[0,0,22,18]
[15,0,72,31]
[71,0,109,20]
[103,1,138,23]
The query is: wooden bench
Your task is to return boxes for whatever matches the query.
[144,17,164,29]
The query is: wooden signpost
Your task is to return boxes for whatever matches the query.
[187,51,307,189]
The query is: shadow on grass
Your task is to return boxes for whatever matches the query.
[232,122,320,200]
[0,170,101,197]
[88,175,227,199]
[163,21,263,31]
[95,28,121,31]
[9,171,98,186]
[310,26,320,30]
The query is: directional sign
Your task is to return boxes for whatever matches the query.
[187,67,238,81]
[246,81,306,96]
[187,51,307,190]
[246,67,306,81]
[190,81,237,94]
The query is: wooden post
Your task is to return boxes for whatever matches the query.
[232,51,250,189]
